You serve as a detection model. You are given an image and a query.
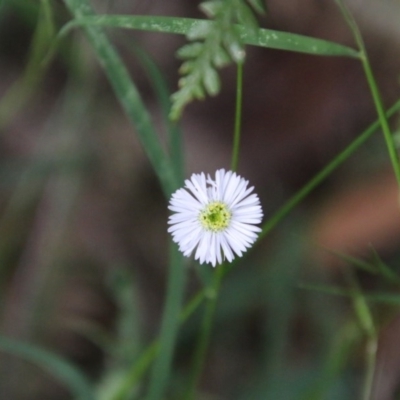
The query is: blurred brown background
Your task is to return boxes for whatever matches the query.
[1,0,400,399]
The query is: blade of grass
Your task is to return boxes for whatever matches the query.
[318,246,400,286]
[320,247,378,275]
[299,282,400,306]
[0,0,55,129]
[368,245,400,285]
[60,15,360,58]
[145,243,186,400]
[336,0,400,187]
[0,335,94,400]
[300,321,360,400]
[129,42,184,183]
[0,0,7,17]
[63,0,178,197]
[5,0,40,24]
[110,342,160,400]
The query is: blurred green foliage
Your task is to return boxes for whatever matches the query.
[0,1,400,400]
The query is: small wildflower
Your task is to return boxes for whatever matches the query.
[168,169,263,266]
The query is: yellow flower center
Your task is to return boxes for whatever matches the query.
[199,201,232,232]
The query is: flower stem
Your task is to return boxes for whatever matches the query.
[186,60,244,399]
[231,61,244,172]
[185,264,225,400]
[336,0,400,186]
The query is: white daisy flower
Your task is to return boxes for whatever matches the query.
[168,169,263,267]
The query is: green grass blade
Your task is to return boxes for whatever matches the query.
[145,243,186,400]
[5,0,40,24]
[63,0,178,197]
[369,246,400,285]
[0,0,7,16]
[0,0,55,129]
[61,16,360,58]
[0,335,95,400]
[131,44,184,183]
[315,231,400,287]
[366,292,400,305]
[299,283,400,306]
[300,321,359,400]
[320,247,378,275]
[335,0,400,187]
[109,342,160,400]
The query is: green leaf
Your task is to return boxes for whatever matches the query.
[192,82,206,99]
[0,335,94,400]
[212,46,231,67]
[235,2,259,35]
[203,64,220,95]
[61,16,359,58]
[179,60,195,74]
[130,43,184,183]
[177,42,204,59]
[199,0,223,18]
[223,31,245,62]
[62,2,178,197]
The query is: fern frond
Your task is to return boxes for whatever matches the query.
[170,0,265,120]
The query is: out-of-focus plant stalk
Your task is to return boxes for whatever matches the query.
[336,0,400,188]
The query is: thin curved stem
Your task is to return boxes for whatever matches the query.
[336,0,400,186]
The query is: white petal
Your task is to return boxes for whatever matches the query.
[220,234,234,262]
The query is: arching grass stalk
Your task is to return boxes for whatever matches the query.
[185,61,245,399]
[335,0,400,187]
